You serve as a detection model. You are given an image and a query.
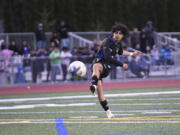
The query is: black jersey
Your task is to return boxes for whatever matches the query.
[93,36,123,67]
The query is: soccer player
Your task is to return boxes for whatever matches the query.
[90,23,139,118]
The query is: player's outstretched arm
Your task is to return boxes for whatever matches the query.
[122,50,140,57]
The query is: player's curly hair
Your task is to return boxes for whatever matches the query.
[112,23,129,37]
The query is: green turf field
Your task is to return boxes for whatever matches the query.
[0,87,180,135]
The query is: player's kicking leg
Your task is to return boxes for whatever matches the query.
[97,80,114,118]
[90,63,114,118]
[90,63,103,95]
[90,75,98,95]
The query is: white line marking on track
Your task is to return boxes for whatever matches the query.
[1,102,179,110]
[63,121,180,124]
[1,121,180,124]
[0,103,96,110]
[69,116,99,119]
[109,98,180,101]
[1,91,180,103]
[142,111,172,114]
[109,103,180,106]
[0,110,179,114]
[113,114,135,116]
[2,102,179,110]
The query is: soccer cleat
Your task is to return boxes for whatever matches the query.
[90,84,97,95]
[106,109,114,118]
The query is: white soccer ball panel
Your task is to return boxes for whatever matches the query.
[68,61,87,77]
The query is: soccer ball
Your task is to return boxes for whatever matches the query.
[68,61,87,77]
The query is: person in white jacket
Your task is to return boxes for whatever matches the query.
[61,47,72,81]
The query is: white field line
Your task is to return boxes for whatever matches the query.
[1,102,180,110]
[1,121,180,124]
[1,98,180,104]
[68,114,135,118]
[0,103,96,110]
[109,98,180,101]
[142,111,171,114]
[0,110,177,114]
[63,121,180,124]
[1,91,180,103]
[109,103,180,106]
[113,114,135,116]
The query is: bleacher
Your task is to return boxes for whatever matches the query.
[0,31,180,86]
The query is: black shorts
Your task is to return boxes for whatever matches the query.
[91,61,111,80]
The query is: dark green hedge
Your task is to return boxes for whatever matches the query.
[0,0,180,32]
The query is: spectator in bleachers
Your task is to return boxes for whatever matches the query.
[35,23,46,50]
[57,21,69,47]
[144,45,152,67]
[145,21,155,49]
[110,56,118,80]
[131,27,140,49]
[79,46,90,80]
[71,47,79,61]
[135,43,141,51]
[61,47,72,81]
[151,45,160,66]
[160,44,174,65]
[20,40,31,56]
[36,47,49,83]
[49,46,61,83]
[8,41,20,55]
[23,54,31,71]
[0,44,21,84]
[140,27,147,53]
[137,55,150,78]
[78,46,89,63]
[50,32,60,47]
[50,41,56,49]
[128,56,144,78]
[90,39,100,60]
[30,49,38,83]
[91,39,100,53]
[89,40,101,79]
[0,44,13,71]
[69,47,80,81]
[145,45,152,56]
[46,46,54,82]
[118,55,129,79]
[23,53,31,81]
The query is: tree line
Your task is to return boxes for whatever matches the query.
[0,0,180,32]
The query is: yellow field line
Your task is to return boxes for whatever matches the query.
[0,119,30,122]
[0,115,180,122]
[63,115,180,121]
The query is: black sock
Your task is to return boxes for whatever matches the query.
[91,75,98,85]
[100,100,109,111]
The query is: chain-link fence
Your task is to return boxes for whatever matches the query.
[1,31,180,50]
[0,52,180,86]
[0,31,180,86]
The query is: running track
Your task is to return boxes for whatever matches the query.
[0,79,180,95]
